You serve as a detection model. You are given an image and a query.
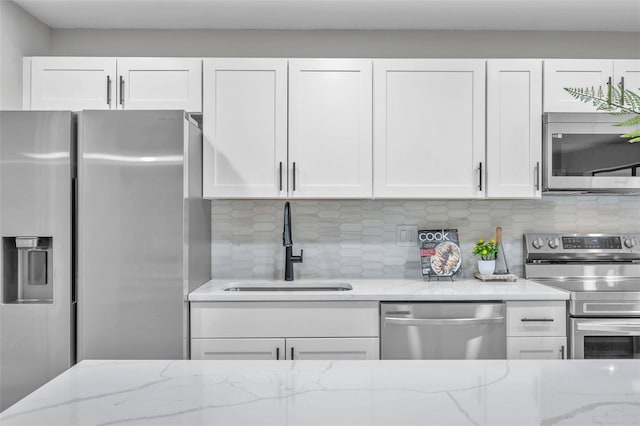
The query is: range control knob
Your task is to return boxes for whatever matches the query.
[532,238,544,249]
[624,239,636,248]
[548,238,560,249]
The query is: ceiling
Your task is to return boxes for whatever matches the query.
[12,0,640,31]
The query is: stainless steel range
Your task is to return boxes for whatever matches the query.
[524,233,640,359]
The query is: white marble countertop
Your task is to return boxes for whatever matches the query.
[2,359,638,426]
[189,278,570,301]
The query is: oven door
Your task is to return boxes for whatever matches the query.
[544,118,640,191]
[571,318,640,359]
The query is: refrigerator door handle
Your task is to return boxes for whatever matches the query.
[71,176,78,304]
[119,76,125,106]
[106,76,112,106]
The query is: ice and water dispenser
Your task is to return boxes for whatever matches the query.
[2,237,53,303]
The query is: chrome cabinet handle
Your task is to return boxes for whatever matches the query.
[560,345,565,360]
[292,162,296,191]
[384,316,504,326]
[620,76,625,105]
[521,318,554,322]
[607,76,612,105]
[534,162,540,191]
[106,76,112,106]
[478,162,483,191]
[279,162,283,191]
[119,76,124,106]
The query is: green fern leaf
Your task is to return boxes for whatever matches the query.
[621,128,640,143]
[614,115,640,127]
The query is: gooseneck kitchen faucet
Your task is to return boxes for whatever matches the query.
[283,202,303,281]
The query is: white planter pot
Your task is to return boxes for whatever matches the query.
[477,260,496,275]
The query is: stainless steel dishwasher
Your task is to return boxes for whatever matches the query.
[380,302,506,359]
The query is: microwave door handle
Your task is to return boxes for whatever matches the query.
[384,316,504,326]
[577,322,640,334]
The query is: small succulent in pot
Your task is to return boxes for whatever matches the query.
[472,239,498,261]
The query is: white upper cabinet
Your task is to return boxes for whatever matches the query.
[202,59,288,199]
[203,58,373,199]
[24,57,202,112]
[26,57,116,110]
[288,59,372,198]
[373,60,486,198]
[543,59,639,112]
[616,60,640,101]
[486,60,542,199]
[116,58,202,111]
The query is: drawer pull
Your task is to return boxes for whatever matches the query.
[521,318,554,322]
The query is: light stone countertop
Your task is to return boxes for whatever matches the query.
[1,359,638,426]
[189,278,570,301]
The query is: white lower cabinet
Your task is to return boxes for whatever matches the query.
[506,301,567,360]
[190,301,380,360]
[191,337,379,360]
[289,338,378,360]
[191,338,284,360]
[507,337,566,360]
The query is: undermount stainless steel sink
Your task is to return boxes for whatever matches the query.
[223,282,353,292]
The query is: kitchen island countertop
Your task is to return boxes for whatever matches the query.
[189,278,570,301]
[1,359,638,425]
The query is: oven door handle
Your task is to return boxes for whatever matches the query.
[384,316,504,326]
[577,322,640,334]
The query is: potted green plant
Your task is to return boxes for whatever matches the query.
[472,238,498,275]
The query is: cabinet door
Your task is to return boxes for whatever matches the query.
[288,59,372,198]
[614,60,640,108]
[286,338,379,360]
[507,337,567,360]
[202,59,287,198]
[117,58,202,111]
[374,60,486,198]
[487,60,542,198]
[28,57,116,110]
[543,59,613,112]
[191,338,284,360]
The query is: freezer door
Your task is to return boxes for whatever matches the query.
[0,111,73,411]
[77,110,186,360]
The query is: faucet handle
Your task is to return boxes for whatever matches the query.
[292,249,303,264]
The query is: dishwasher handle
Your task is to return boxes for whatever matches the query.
[384,316,504,326]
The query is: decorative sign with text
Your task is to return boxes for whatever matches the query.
[418,229,462,278]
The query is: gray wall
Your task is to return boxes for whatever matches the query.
[49,29,640,58]
[0,0,50,109]
[212,197,640,281]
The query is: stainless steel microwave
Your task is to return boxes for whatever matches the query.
[543,113,640,193]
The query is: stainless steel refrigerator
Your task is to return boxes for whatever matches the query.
[0,111,74,411]
[0,110,211,411]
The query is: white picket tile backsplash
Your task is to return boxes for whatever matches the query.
[211,196,640,280]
